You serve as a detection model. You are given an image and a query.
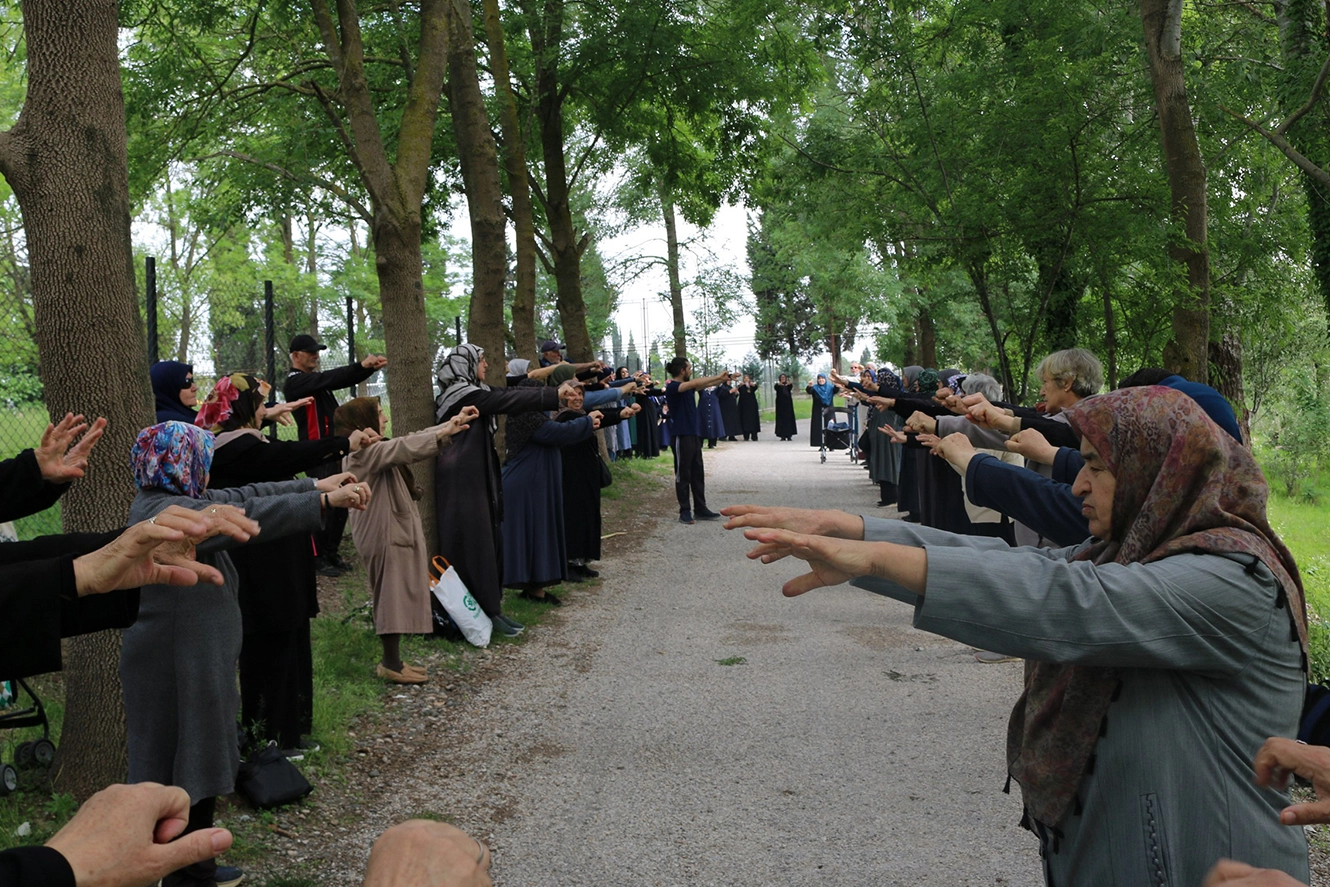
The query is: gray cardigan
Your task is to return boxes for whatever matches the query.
[852,516,1308,887]
[120,480,322,802]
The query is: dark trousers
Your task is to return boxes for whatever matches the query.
[162,798,218,886]
[315,506,348,562]
[239,622,314,750]
[672,435,707,513]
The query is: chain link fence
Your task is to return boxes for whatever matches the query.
[0,258,378,539]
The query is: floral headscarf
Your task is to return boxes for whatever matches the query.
[916,368,939,392]
[195,373,270,433]
[876,367,902,390]
[130,421,214,498]
[1005,386,1306,828]
[436,344,488,421]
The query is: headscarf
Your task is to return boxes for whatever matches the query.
[901,366,922,392]
[939,370,965,395]
[1005,387,1306,828]
[436,344,488,421]
[505,379,551,459]
[130,421,214,498]
[335,396,420,499]
[811,374,836,404]
[916,368,939,392]
[150,361,197,424]
[546,363,577,387]
[507,358,531,379]
[877,367,902,390]
[196,373,270,434]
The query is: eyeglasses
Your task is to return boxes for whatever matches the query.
[184,379,196,387]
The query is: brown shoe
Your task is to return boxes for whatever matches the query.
[402,662,428,677]
[376,663,428,684]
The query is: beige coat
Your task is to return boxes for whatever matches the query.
[344,430,448,635]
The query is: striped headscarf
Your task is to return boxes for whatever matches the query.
[1005,386,1306,828]
[130,421,214,498]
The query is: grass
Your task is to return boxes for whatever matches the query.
[716,656,747,666]
[1263,457,1330,682]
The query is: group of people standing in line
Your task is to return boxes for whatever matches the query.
[723,344,1324,886]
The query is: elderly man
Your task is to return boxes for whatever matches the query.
[283,333,387,576]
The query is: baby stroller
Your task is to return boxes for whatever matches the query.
[820,406,858,464]
[0,677,56,795]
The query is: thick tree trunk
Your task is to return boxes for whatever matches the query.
[481,0,537,363]
[1140,0,1211,383]
[662,187,686,357]
[0,0,155,800]
[530,0,594,361]
[446,0,506,386]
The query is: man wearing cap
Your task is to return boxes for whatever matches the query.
[538,339,565,367]
[284,333,388,576]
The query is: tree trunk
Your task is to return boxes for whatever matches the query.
[0,0,155,800]
[662,185,686,357]
[310,0,450,539]
[529,0,594,361]
[481,0,537,363]
[966,265,1015,399]
[446,0,506,386]
[1099,271,1119,390]
[1140,0,1211,382]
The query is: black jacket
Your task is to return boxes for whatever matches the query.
[0,845,75,887]
[0,449,70,522]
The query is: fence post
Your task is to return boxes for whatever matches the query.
[455,315,462,346]
[145,256,157,364]
[346,294,355,360]
[265,280,276,440]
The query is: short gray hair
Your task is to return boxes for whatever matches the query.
[961,372,1003,402]
[1035,348,1103,398]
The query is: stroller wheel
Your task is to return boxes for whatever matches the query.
[32,739,55,767]
[0,763,17,795]
[820,453,826,463]
[14,742,34,767]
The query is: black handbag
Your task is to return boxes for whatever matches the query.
[598,454,613,488]
[236,742,313,808]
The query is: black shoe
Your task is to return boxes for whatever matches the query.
[902,514,921,523]
[315,558,342,577]
[578,564,599,578]
[679,511,694,524]
[331,553,353,572]
[520,589,561,606]
[493,614,524,637]
[694,509,722,521]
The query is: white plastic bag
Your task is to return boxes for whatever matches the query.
[429,556,492,647]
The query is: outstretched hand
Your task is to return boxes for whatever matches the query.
[741,528,864,595]
[71,505,259,596]
[721,504,864,540]
[877,424,909,444]
[445,405,481,436]
[1253,737,1330,825]
[46,782,233,887]
[35,413,107,484]
[1203,859,1306,886]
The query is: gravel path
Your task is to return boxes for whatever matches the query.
[298,438,1044,884]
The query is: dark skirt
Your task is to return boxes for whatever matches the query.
[807,392,825,447]
[774,385,797,438]
[738,389,761,435]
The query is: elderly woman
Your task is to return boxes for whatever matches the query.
[736,374,761,441]
[558,388,640,582]
[773,373,797,441]
[200,373,360,754]
[120,421,365,887]
[434,344,573,637]
[729,387,1309,886]
[336,397,477,680]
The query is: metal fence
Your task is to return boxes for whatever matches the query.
[0,257,384,539]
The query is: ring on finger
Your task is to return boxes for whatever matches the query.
[473,837,485,863]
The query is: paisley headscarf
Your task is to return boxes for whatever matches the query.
[195,373,270,433]
[940,370,965,395]
[876,367,903,391]
[149,360,197,424]
[1005,386,1306,828]
[436,344,488,421]
[130,421,214,498]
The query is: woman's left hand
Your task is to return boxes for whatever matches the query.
[445,405,480,436]
[326,481,371,510]
[265,397,313,426]
[931,432,977,469]
[35,413,107,483]
[741,529,869,596]
[588,411,603,429]
[904,411,936,435]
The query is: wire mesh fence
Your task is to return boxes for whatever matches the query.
[0,258,379,539]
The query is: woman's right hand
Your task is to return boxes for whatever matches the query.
[557,380,581,408]
[326,481,371,511]
[348,429,382,452]
[720,505,864,540]
[587,411,603,429]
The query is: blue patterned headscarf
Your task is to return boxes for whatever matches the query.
[130,421,214,498]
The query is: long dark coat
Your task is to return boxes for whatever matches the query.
[773,382,797,439]
[558,411,626,562]
[715,383,741,438]
[435,385,559,617]
[805,385,827,447]
[633,391,662,458]
[737,383,761,436]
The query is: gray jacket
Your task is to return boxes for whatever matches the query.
[853,516,1308,887]
[120,480,321,801]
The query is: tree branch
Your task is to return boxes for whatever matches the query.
[194,149,375,222]
[1220,102,1330,189]
[1276,51,1330,134]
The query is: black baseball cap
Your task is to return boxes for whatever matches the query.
[540,339,564,353]
[289,334,328,353]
